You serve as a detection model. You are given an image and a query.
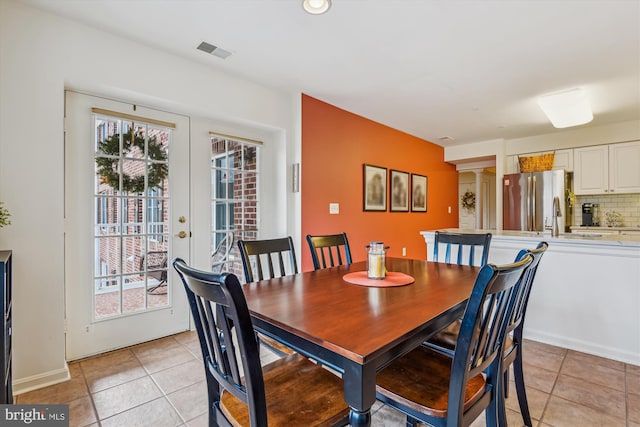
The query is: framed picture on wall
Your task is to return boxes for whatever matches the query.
[363,164,387,211]
[390,170,409,212]
[411,174,428,212]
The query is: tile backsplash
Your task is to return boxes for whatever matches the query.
[573,193,640,227]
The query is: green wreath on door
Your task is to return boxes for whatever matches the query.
[96,128,168,193]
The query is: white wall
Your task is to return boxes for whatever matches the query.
[0,0,299,391]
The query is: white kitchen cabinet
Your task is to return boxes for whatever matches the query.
[552,149,573,171]
[609,141,640,193]
[574,145,609,194]
[574,142,640,194]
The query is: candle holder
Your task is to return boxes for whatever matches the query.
[366,242,389,279]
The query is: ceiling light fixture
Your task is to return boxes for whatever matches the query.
[303,0,331,15]
[537,88,593,128]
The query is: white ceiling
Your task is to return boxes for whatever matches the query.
[20,0,640,146]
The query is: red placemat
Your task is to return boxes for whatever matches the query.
[342,271,414,287]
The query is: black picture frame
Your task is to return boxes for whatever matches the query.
[390,170,409,212]
[411,174,428,212]
[363,164,387,211]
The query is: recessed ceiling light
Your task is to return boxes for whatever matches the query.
[303,0,331,15]
[538,88,593,128]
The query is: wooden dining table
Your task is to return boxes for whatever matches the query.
[242,257,479,427]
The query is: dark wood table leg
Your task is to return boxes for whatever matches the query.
[349,408,371,427]
[343,362,376,427]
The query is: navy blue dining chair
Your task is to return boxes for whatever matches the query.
[237,237,299,357]
[376,253,532,427]
[173,258,349,427]
[237,236,298,283]
[432,231,492,267]
[306,232,352,270]
[423,242,548,427]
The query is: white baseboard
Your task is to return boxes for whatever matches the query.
[12,364,70,396]
[525,329,640,366]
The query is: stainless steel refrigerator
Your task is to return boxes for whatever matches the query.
[503,170,573,232]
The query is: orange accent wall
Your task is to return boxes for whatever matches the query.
[301,94,459,271]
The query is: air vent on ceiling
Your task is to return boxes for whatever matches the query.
[197,41,232,59]
[438,136,455,142]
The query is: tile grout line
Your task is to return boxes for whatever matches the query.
[77,361,103,427]
[546,350,629,425]
[131,337,192,426]
[157,336,207,426]
[86,340,185,425]
[535,347,568,426]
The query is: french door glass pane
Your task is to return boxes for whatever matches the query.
[210,136,259,281]
[93,114,171,320]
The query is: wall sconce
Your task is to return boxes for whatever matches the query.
[537,88,593,128]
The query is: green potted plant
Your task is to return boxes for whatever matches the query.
[0,202,10,228]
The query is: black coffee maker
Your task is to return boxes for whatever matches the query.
[582,203,594,226]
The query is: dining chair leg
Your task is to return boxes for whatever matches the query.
[486,397,501,427]
[495,369,508,427]
[405,417,419,427]
[503,368,510,398]
[512,330,533,427]
[513,353,533,426]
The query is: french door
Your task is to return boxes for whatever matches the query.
[64,91,191,360]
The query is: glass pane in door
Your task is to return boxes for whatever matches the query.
[210,136,260,280]
[93,116,171,319]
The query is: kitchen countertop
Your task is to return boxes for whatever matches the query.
[421,228,640,247]
[570,225,640,232]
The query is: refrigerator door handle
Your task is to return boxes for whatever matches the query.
[532,175,537,230]
[526,176,532,231]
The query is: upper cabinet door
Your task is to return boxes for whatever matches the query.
[574,145,609,195]
[609,141,640,194]
[552,149,573,172]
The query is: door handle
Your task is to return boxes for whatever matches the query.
[177,231,188,239]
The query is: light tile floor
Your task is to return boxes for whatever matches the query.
[15,332,639,427]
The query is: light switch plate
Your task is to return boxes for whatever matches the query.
[329,203,339,214]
